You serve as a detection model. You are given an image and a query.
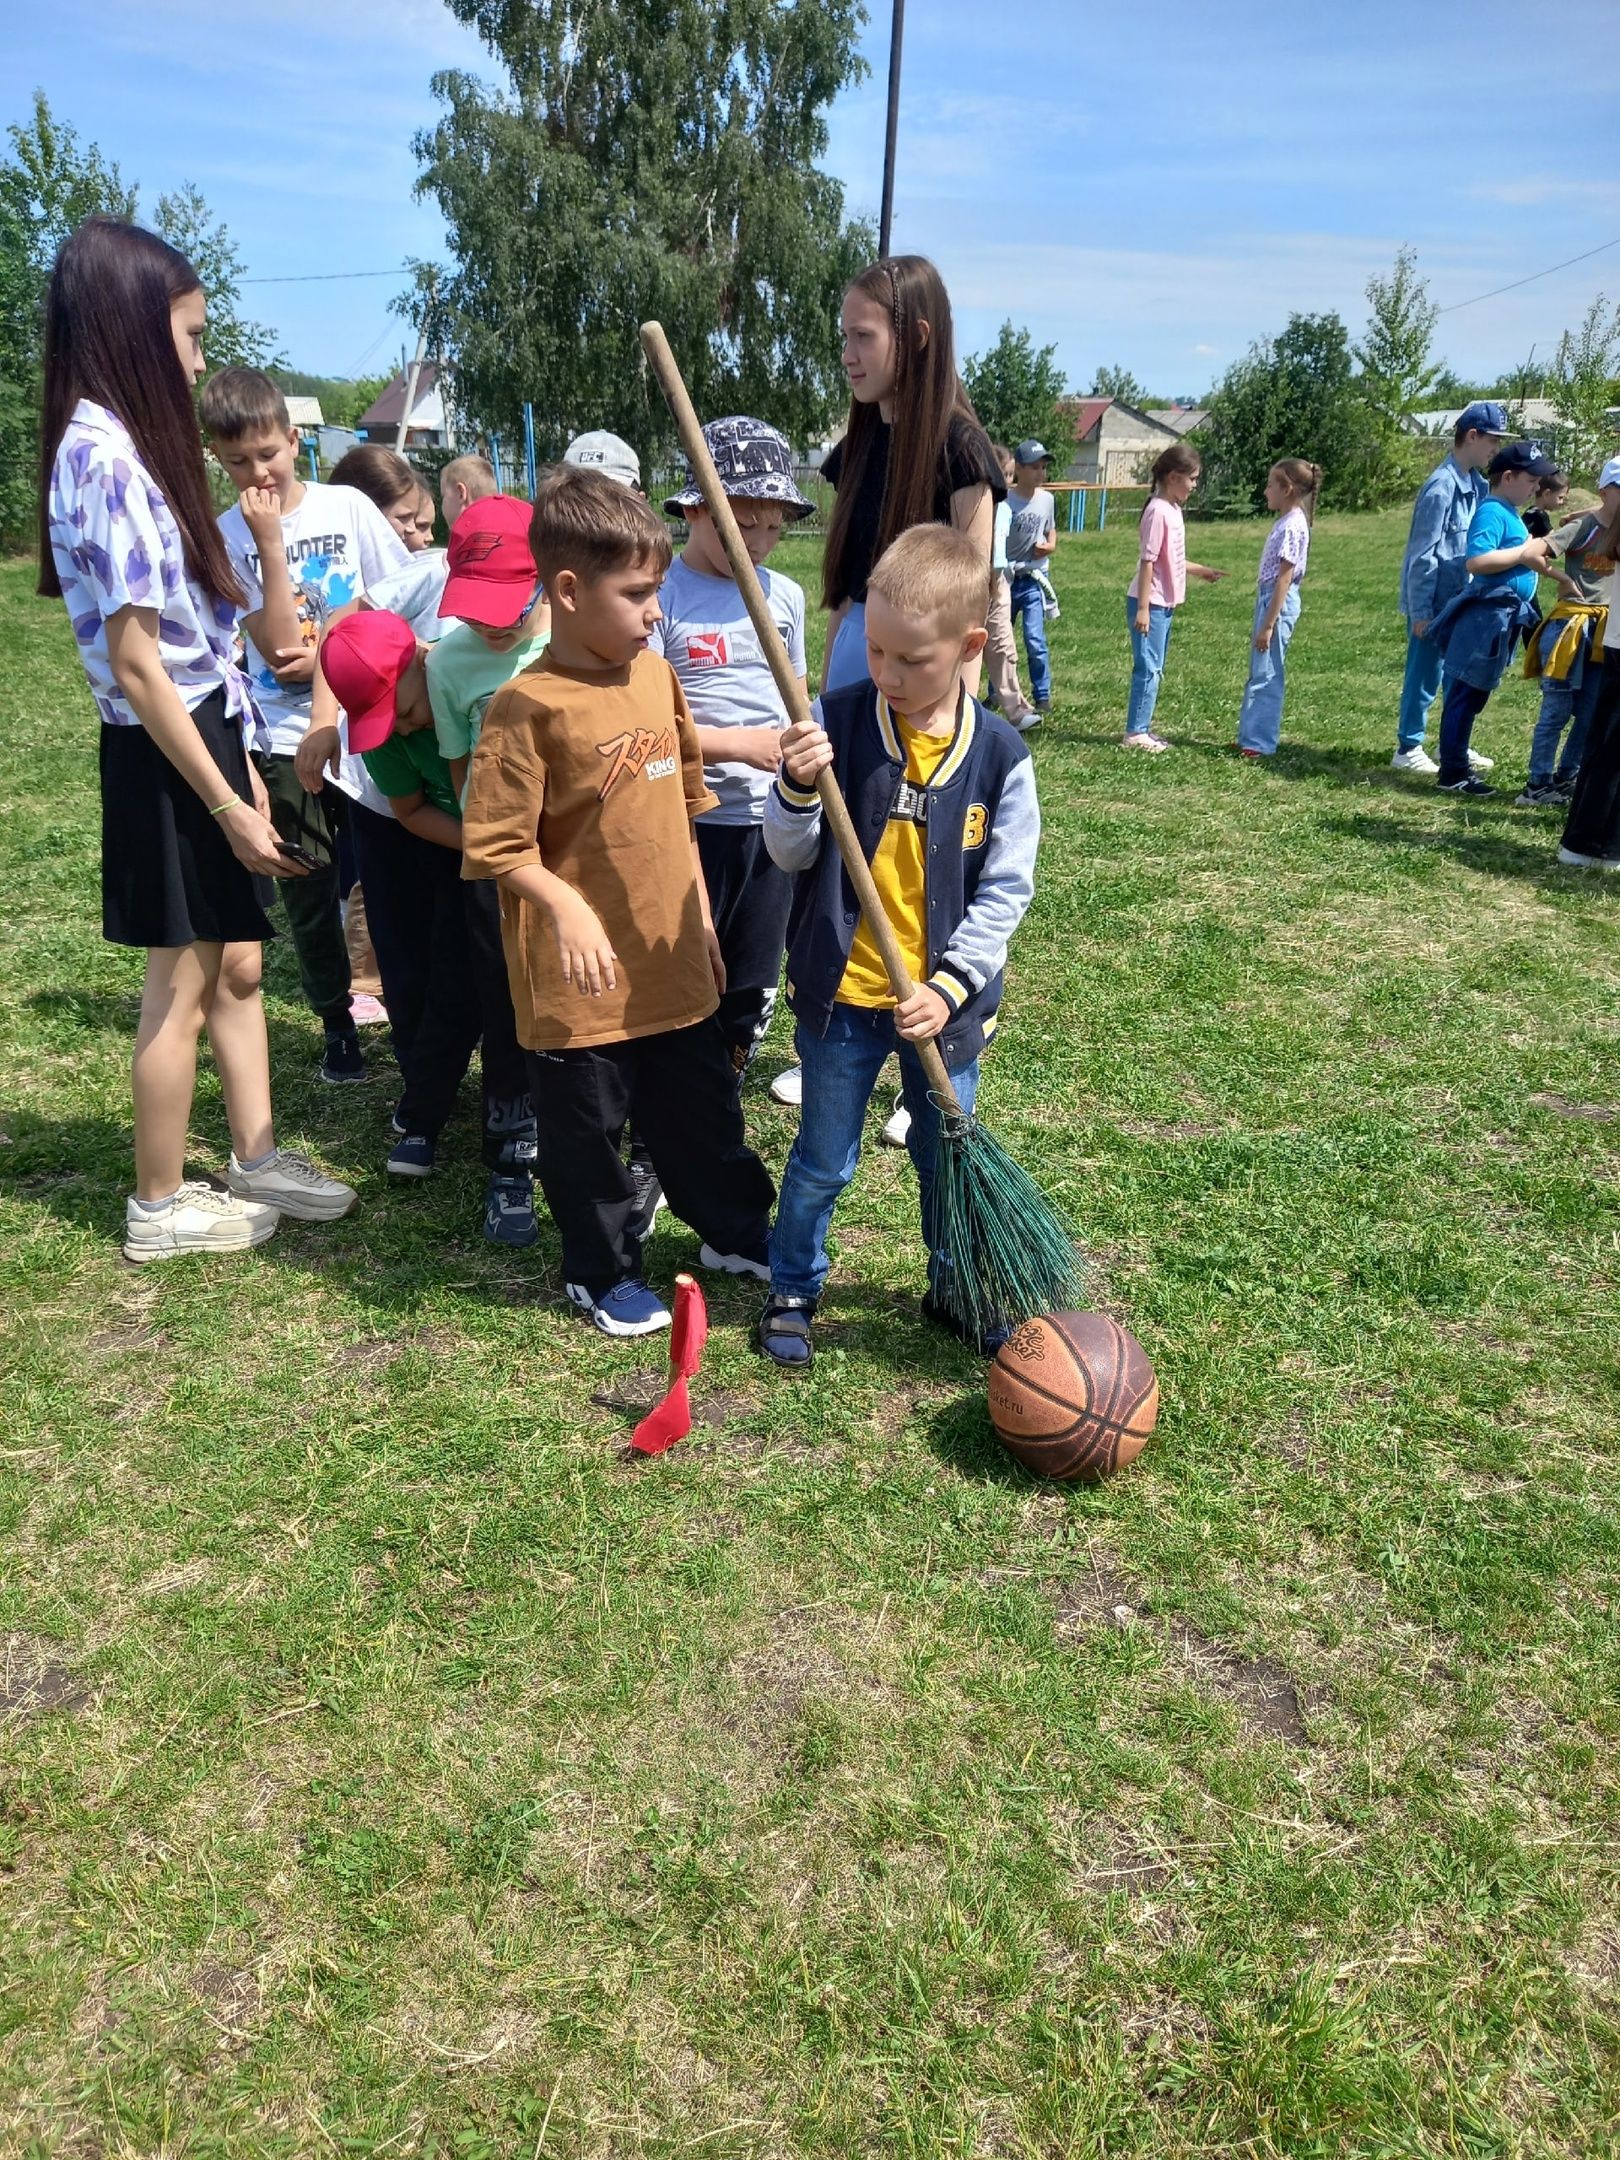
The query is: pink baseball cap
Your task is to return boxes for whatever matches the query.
[438,495,540,627]
[320,610,419,753]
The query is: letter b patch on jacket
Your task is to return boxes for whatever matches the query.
[962,803,988,850]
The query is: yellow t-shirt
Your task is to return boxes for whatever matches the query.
[838,711,953,1008]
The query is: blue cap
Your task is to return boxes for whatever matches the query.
[1456,399,1510,438]
[1487,439,1559,481]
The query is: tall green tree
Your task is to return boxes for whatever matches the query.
[0,92,135,542]
[1546,296,1620,479]
[1091,362,1148,406]
[962,321,1076,469]
[1196,312,1366,513]
[410,0,872,463]
[1350,246,1441,502]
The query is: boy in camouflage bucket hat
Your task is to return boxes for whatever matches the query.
[648,417,813,1138]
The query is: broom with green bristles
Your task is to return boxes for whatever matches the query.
[640,322,1086,1341]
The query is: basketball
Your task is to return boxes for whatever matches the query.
[987,1312,1159,1482]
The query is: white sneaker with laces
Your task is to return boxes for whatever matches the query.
[770,1066,803,1107]
[123,1181,279,1264]
[1467,747,1495,773]
[880,1095,912,1148]
[1122,732,1169,753]
[226,1149,358,1221]
[1391,746,1439,774]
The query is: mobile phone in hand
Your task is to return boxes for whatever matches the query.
[276,839,320,871]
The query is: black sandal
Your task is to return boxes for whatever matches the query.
[759,1296,815,1368]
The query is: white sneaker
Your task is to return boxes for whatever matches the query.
[226,1149,358,1222]
[1556,846,1620,872]
[1391,746,1439,774]
[123,1181,278,1264]
[1122,732,1169,753]
[770,1066,803,1107]
[880,1095,912,1148]
[1467,747,1495,773]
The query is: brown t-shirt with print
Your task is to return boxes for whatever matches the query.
[461,647,720,1051]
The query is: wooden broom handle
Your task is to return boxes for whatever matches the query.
[639,320,961,1115]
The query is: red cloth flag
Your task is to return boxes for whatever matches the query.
[630,1274,709,1455]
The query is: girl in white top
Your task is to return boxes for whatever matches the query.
[39,216,354,1261]
[1236,459,1321,759]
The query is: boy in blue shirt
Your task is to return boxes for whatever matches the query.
[1394,400,1507,773]
[1425,442,1557,795]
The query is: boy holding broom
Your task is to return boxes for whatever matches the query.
[758,524,1040,1367]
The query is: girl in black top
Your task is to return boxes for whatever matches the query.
[820,256,1003,693]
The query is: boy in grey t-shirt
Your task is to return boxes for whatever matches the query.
[651,417,812,1078]
[1007,439,1059,712]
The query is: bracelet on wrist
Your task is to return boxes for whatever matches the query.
[208,798,238,818]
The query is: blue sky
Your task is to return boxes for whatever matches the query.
[8,0,1620,397]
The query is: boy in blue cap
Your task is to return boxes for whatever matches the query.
[1424,441,1557,794]
[1393,400,1508,772]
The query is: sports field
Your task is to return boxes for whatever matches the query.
[2,511,1618,2158]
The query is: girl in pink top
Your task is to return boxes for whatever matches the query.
[1124,442,1225,751]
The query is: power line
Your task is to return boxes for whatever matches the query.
[1438,236,1620,315]
[239,266,408,286]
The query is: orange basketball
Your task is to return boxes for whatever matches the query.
[988,1312,1158,1482]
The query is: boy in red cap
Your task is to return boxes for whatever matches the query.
[319,611,538,1246]
[428,496,553,800]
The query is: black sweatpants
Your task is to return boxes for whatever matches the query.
[254,752,352,1024]
[696,820,794,1077]
[527,1017,775,1293]
[349,805,531,1164]
[1562,658,1620,861]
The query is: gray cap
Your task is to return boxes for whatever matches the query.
[663,415,814,520]
[1013,438,1053,466]
[562,430,642,489]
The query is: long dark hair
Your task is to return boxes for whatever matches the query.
[329,443,417,512]
[37,216,242,607]
[822,254,987,610]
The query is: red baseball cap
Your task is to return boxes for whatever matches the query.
[438,495,540,627]
[320,610,419,753]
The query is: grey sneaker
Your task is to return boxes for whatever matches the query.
[123,1181,278,1264]
[226,1150,357,1221]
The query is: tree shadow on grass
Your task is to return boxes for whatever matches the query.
[1320,811,1575,885]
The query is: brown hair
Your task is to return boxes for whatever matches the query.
[867,524,991,638]
[821,255,990,611]
[38,216,242,607]
[1149,442,1201,494]
[1272,457,1323,525]
[528,464,672,585]
[198,365,289,442]
[328,443,417,512]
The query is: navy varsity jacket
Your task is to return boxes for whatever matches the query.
[761,681,1040,1070]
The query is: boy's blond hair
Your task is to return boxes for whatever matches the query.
[866,523,991,638]
[441,454,497,502]
[529,464,671,585]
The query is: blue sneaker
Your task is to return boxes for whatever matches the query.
[483,1172,538,1248]
[387,1133,436,1178]
[566,1277,671,1337]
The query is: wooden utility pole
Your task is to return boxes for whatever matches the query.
[395,270,438,452]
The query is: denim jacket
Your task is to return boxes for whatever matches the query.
[1400,455,1487,625]
[1424,580,1542,694]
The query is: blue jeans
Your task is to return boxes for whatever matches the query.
[823,600,868,693]
[1236,583,1301,755]
[1397,627,1443,753]
[1528,663,1603,787]
[1125,595,1174,736]
[1011,574,1051,706]
[769,1005,979,1304]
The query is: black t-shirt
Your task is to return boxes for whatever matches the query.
[823,411,1005,606]
[1524,507,1553,539]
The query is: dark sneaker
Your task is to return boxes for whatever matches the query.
[1514,783,1561,807]
[566,1278,671,1337]
[921,1290,1011,1357]
[699,1241,771,1283]
[759,1294,815,1367]
[321,1023,366,1084]
[626,1157,666,1245]
[484,1172,538,1247]
[485,1093,537,1173]
[1437,776,1496,797]
[387,1133,436,1178]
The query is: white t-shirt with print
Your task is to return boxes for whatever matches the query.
[219,480,410,802]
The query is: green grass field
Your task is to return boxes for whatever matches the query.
[2,511,1618,2159]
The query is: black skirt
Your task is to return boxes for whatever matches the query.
[100,688,276,948]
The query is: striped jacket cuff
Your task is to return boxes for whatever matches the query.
[927,967,971,1012]
[773,774,820,814]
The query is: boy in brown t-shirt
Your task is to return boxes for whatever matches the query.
[461,467,775,1337]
